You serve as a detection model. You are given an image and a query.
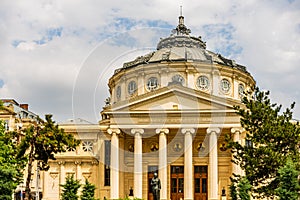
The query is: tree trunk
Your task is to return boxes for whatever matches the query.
[25,145,34,200]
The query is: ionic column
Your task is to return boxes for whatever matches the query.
[231,128,243,176]
[156,128,169,200]
[108,128,121,199]
[207,128,220,200]
[131,128,144,199]
[182,128,195,200]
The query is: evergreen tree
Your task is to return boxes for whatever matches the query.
[0,120,27,199]
[227,87,300,199]
[61,174,81,200]
[275,158,300,200]
[237,177,251,200]
[80,179,97,200]
[18,114,80,199]
[229,179,238,200]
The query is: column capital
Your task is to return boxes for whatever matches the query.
[74,161,82,165]
[181,128,195,134]
[206,127,220,135]
[230,127,244,134]
[58,161,65,165]
[91,160,99,165]
[107,128,120,135]
[156,128,169,134]
[131,128,144,135]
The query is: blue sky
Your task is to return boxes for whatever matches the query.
[0,0,299,122]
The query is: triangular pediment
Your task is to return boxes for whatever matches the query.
[111,85,240,113]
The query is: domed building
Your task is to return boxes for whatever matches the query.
[40,15,255,200]
[99,15,255,200]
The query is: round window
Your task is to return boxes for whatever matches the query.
[147,77,158,91]
[128,81,137,95]
[221,79,231,93]
[197,76,210,90]
[172,74,185,85]
[82,141,93,152]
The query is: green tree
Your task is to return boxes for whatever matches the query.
[229,178,238,200]
[80,179,97,200]
[0,120,27,199]
[61,174,81,200]
[18,114,80,200]
[237,177,251,200]
[227,87,300,199]
[275,158,300,200]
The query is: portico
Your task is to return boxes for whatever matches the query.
[105,125,243,200]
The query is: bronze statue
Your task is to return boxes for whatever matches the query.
[150,172,161,200]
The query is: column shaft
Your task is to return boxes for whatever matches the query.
[157,129,169,200]
[110,131,119,199]
[182,128,195,200]
[231,128,244,177]
[207,128,220,200]
[134,133,142,198]
[132,129,144,199]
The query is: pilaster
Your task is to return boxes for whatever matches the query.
[212,69,220,96]
[58,161,65,198]
[75,161,82,181]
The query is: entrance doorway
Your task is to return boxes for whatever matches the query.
[148,166,158,200]
[194,166,208,200]
[170,166,184,200]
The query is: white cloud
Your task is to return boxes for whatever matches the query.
[0,0,299,122]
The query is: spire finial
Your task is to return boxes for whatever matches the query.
[180,5,183,16]
[171,7,191,36]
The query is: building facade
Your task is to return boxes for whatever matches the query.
[41,15,255,200]
[98,15,255,200]
[0,99,40,199]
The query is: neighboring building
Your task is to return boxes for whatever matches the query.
[0,99,40,199]
[13,15,256,200]
[42,118,101,200]
[0,99,39,131]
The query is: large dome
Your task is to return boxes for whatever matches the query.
[108,15,255,105]
[119,15,247,73]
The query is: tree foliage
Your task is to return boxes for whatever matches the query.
[80,179,97,200]
[275,158,300,200]
[0,120,27,199]
[237,177,251,200]
[227,87,300,199]
[18,114,80,199]
[229,179,238,200]
[61,174,81,200]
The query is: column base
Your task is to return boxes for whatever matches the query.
[184,198,193,200]
[209,198,218,200]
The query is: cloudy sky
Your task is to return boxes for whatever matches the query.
[0,0,299,123]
